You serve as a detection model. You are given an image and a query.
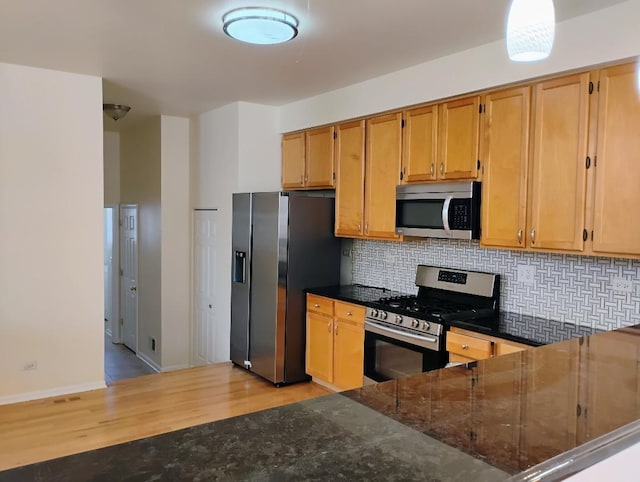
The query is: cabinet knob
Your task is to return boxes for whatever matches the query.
[517,229,523,245]
[314,303,320,308]
[300,175,304,185]
[335,324,339,335]
[365,223,369,234]
[327,322,331,332]
[440,163,444,175]
[461,344,469,350]
[430,163,435,176]
[347,311,352,316]
[530,228,536,245]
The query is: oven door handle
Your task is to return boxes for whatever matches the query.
[442,195,453,235]
[365,321,439,348]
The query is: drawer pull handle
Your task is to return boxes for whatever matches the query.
[461,344,469,350]
[314,303,320,308]
[347,311,353,316]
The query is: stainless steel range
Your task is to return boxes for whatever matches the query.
[363,265,500,383]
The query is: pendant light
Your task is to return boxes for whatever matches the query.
[506,0,556,62]
[103,104,131,121]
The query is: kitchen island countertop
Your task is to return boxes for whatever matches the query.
[3,325,640,481]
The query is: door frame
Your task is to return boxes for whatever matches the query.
[105,204,121,342]
[120,203,139,352]
[191,208,218,366]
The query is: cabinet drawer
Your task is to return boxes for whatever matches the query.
[307,294,334,316]
[495,341,528,356]
[334,301,365,324]
[446,332,492,360]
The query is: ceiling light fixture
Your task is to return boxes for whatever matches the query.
[506,0,556,62]
[223,7,298,45]
[103,104,131,121]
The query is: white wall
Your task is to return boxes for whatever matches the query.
[0,63,104,403]
[120,117,162,368]
[193,101,280,363]
[237,102,281,192]
[160,115,191,371]
[280,1,640,132]
[194,103,239,362]
[103,131,120,205]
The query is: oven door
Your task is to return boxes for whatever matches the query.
[364,321,448,383]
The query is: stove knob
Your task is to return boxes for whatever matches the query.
[371,309,379,317]
[422,321,430,331]
[411,319,419,328]
[380,311,388,320]
[395,315,403,325]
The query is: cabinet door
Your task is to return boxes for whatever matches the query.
[592,63,640,256]
[528,73,590,251]
[480,87,531,249]
[333,318,365,390]
[305,312,333,383]
[402,105,438,182]
[364,113,402,239]
[281,132,306,189]
[521,342,580,468]
[438,95,480,180]
[306,126,335,188]
[335,120,365,237]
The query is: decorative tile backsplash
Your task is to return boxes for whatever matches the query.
[351,239,640,331]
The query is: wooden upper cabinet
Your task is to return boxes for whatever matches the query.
[592,63,640,256]
[528,73,591,251]
[480,87,531,249]
[281,132,305,189]
[335,120,366,237]
[306,126,335,188]
[439,95,480,180]
[365,113,402,239]
[402,105,438,182]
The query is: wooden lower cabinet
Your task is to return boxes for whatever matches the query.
[305,311,334,383]
[305,295,365,390]
[333,318,365,390]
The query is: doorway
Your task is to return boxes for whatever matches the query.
[103,204,154,383]
[192,209,217,366]
[120,204,138,352]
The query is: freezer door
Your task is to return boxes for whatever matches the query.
[230,193,252,368]
[249,192,287,383]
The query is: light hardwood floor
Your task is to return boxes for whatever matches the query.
[0,363,331,471]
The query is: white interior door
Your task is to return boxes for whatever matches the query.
[120,205,138,352]
[192,210,217,366]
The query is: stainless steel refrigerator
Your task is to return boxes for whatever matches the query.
[230,191,341,385]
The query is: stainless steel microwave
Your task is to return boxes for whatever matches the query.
[395,181,481,239]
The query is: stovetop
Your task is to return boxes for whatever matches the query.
[369,294,496,323]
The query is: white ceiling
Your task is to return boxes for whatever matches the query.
[0,0,627,125]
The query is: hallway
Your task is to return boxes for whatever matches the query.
[104,334,155,383]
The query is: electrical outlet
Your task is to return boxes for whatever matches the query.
[151,338,156,351]
[23,361,37,371]
[517,265,536,285]
[383,254,396,265]
[612,277,634,294]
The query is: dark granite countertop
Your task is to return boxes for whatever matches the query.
[4,326,640,481]
[307,284,600,346]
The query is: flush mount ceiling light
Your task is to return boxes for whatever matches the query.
[223,7,298,45]
[103,104,131,121]
[506,0,556,62]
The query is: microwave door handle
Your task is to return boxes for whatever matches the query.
[442,195,453,235]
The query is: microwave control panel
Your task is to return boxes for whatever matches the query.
[450,202,471,229]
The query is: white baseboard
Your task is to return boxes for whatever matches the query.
[136,352,161,372]
[161,364,190,372]
[0,381,107,406]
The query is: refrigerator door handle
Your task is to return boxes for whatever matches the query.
[233,251,247,283]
